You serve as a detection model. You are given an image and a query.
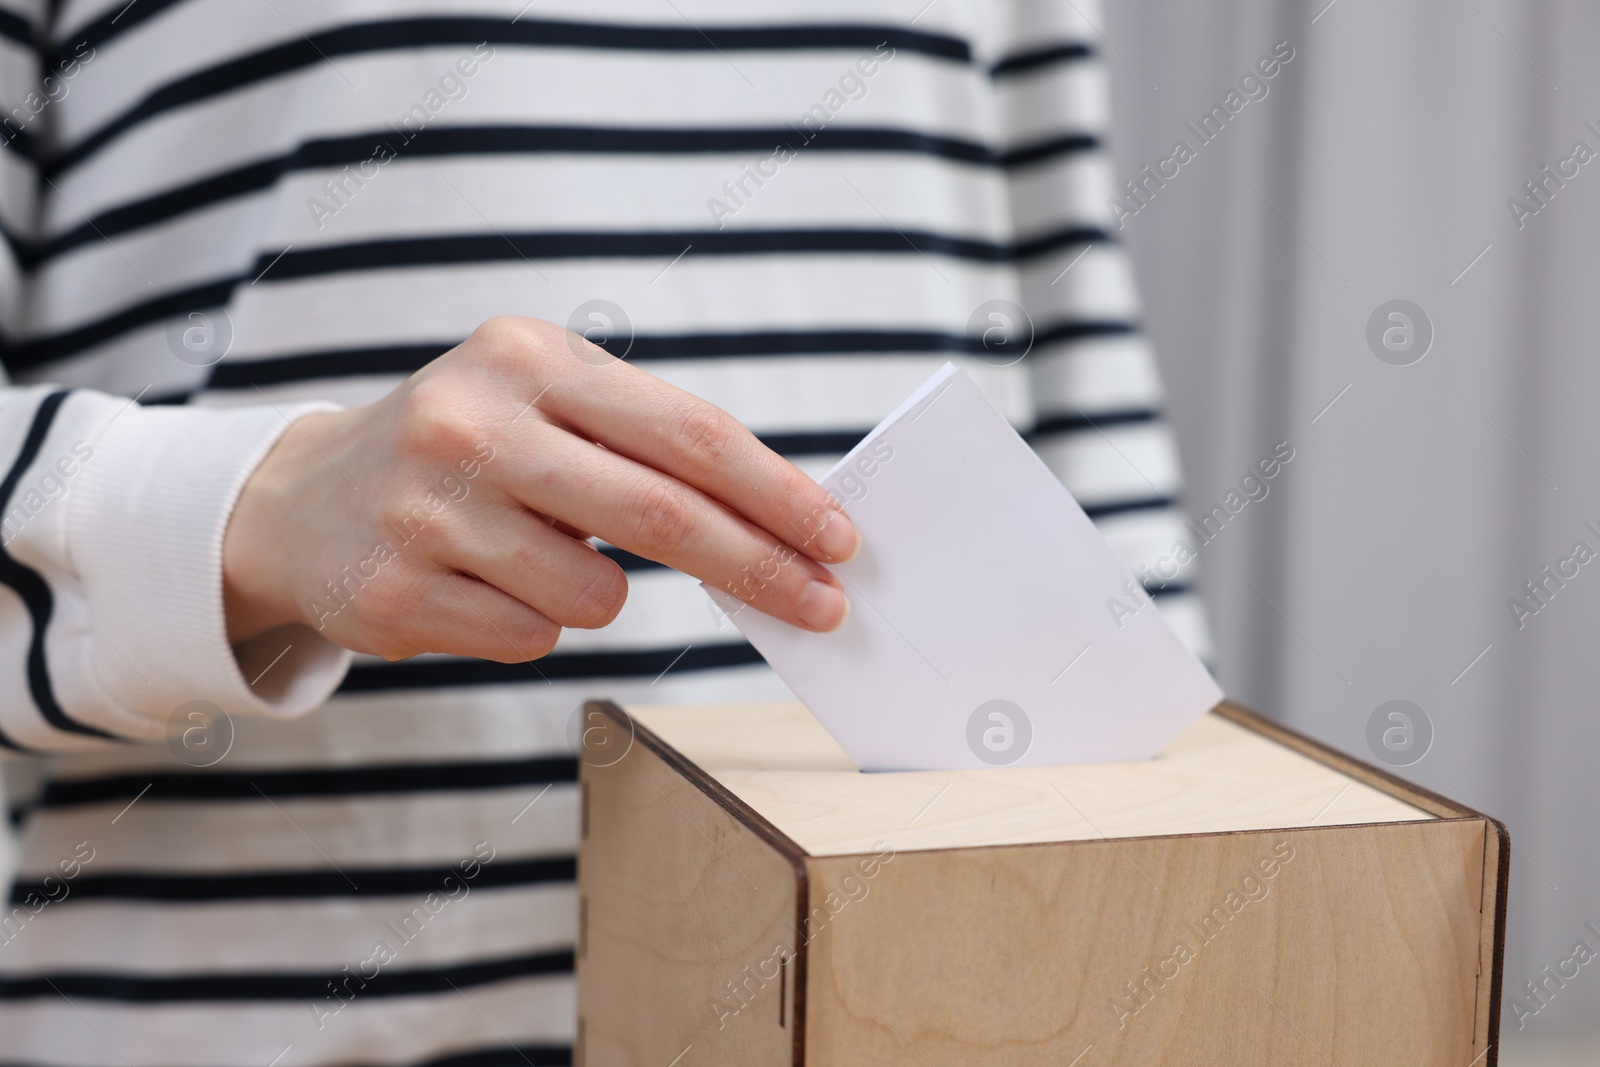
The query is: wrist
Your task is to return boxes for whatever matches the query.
[223,410,334,642]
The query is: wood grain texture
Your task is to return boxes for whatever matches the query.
[578,735,801,1067]
[802,821,1491,1066]
[1214,704,1513,1062]
[625,701,1434,856]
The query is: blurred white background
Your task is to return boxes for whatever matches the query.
[1103,1,1600,1061]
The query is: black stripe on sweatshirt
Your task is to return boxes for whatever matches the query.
[0,1045,571,1067]
[399,1048,570,1067]
[7,227,1113,369]
[200,320,1135,391]
[7,277,233,369]
[256,224,1112,281]
[49,17,971,176]
[373,1047,573,1067]
[1028,407,1159,437]
[990,41,1094,77]
[35,755,576,809]
[30,124,1098,266]
[0,124,38,165]
[0,391,122,747]
[595,545,661,573]
[1081,493,1179,520]
[43,0,187,69]
[0,948,574,1002]
[0,6,31,49]
[10,855,575,903]
[205,343,446,389]
[0,1045,570,1067]
[338,640,765,694]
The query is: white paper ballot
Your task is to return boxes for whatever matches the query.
[705,363,1223,772]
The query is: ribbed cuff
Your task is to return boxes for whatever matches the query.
[67,401,353,737]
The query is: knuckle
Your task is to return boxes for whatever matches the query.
[357,566,445,653]
[564,560,629,628]
[379,498,443,547]
[670,402,736,478]
[469,315,536,356]
[396,380,479,460]
[507,534,551,579]
[519,616,562,660]
[629,481,694,555]
[468,315,563,379]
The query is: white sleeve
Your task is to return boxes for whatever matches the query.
[0,0,349,753]
[0,385,353,753]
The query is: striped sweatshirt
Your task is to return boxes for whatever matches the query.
[0,2,1207,1064]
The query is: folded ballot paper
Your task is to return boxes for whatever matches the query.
[706,363,1222,771]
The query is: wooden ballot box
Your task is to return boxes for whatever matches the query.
[575,700,1508,1067]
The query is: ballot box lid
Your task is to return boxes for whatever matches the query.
[600,700,1443,858]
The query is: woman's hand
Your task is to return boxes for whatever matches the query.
[221,316,856,661]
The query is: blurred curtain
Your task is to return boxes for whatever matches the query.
[1104,0,1600,1031]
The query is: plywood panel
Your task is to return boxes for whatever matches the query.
[801,821,1490,1066]
[625,702,1434,856]
[578,738,800,1067]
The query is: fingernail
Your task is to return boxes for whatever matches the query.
[815,510,860,563]
[796,580,848,632]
